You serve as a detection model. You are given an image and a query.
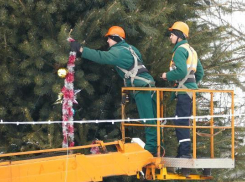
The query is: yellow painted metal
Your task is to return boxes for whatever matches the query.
[160,92,164,118]
[0,141,119,158]
[155,168,213,180]
[123,123,232,129]
[0,143,154,182]
[192,91,197,159]
[121,87,235,166]
[160,92,164,144]
[231,91,235,160]
[137,167,213,181]
[157,90,161,157]
[122,87,234,93]
[121,103,126,143]
[210,92,214,158]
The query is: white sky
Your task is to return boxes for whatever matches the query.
[230,11,245,113]
[200,3,245,124]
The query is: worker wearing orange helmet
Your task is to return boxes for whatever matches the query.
[70,26,158,156]
[161,21,204,174]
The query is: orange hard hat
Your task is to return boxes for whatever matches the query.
[105,26,126,39]
[169,21,189,37]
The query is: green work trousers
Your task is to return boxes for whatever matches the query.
[134,90,157,156]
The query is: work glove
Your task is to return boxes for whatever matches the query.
[70,41,81,56]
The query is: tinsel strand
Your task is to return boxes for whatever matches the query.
[62,38,76,148]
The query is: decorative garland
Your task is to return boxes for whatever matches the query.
[61,37,76,148]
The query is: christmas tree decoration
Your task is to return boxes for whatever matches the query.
[72,108,75,115]
[61,37,76,148]
[57,68,68,78]
[53,92,63,105]
[73,89,81,104]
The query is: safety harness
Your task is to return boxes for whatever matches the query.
[170,43,198,98]
[117,46,155,87]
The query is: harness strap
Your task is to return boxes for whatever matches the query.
[121,65,146,79]
[177,84,193,98]
[186,74,195,79]
[176,44,196,99]
[134,76,155,87]
[117,46,153,87]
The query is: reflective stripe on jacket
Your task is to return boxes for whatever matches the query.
[169,43,198,73]
[166,40,204,90]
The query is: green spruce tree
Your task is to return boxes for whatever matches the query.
[0,0,244,181]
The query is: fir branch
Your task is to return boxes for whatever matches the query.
[18,0,26,11]
[86,19,101,41]
[201,10,245,42]
[3,33,7,49]
[207,42,234,68]
[204,55,245,69]
[150,4,167,20]
[84,11,95,24]
[107,1,117,13]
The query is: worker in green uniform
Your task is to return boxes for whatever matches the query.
[161,21,204,176]
[70,26,157,156]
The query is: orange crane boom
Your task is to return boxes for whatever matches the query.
[0,87,235,181]
[0,143,154,182]
[0,141,218,182]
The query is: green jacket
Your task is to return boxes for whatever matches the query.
[166,40,204,89]
[81,40,154,87]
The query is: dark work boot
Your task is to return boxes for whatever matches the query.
[179,154,192,159]
[202,168,211,176]
[181,168,190,177]
[179,154,191,177]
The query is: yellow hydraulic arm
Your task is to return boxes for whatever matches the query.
[0,141,214,182]
[0,142,154,182]
[0,141,216,182]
